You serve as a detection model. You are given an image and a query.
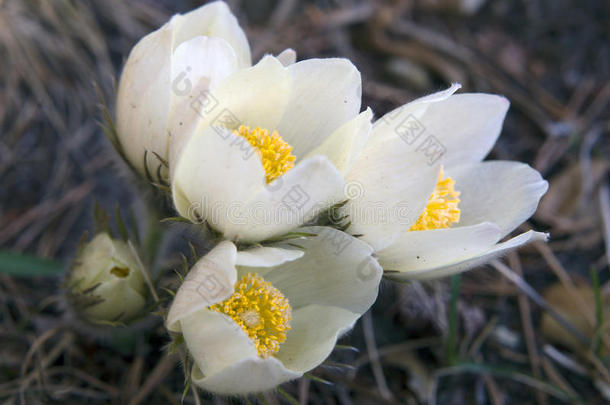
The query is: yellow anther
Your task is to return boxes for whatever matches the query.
[209,273,291,358]
[410,166,460,231]
[233,125,296,183]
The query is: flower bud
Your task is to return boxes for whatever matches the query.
[66,233,147,324]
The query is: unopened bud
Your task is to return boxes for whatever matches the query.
[66,233,147,324]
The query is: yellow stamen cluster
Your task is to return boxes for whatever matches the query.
[410,166,461,231]
[209,273,291,358]
[233,125,296,183]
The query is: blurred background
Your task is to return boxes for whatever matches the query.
[1,0,609,403]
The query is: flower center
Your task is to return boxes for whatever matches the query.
[410,166,461,231]
[109,266,130,278]
[209,273,291,358]
[233,125,296,183]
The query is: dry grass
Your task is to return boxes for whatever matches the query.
[1,0,609,403]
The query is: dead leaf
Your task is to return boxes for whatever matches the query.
[541,281,610,355]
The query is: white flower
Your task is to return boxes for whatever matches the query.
[170,55,367,242]
[166,227,382,394]
[341,84,549,279]
[116,1,253,177]
[66,233,147,323]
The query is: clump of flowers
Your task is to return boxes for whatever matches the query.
[62,0,550,397]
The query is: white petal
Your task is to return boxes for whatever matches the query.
[236,246,304,267]
[365,87,507,168]
[303,108,373,175]
[171,36,238,90]
[385,231,548,280]
[343,140,441,251]
[167,36,239,169]
[415,93,509,167]
[378,222,502,272]
[192,355,300,395]
[171,127,266,228]
[181,309,257,383]
[168,55,291,173]
[171,1,251,68]
[276,304,358,373]
[368,83,461,146]
[410,82,462,104]
[449,161,548,237]
[223,156,346,242]
[263,227,382,314]
[116,22,174,176]
[276,58,362,157]
[201,55,289,129]
[166,241,237,330]
[276,48,297,66]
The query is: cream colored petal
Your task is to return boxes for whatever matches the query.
[263,227,382,314]
[167,36,239,172]
[342,141,441,251]
[171,1,251,68]
[416,93,509,167]
[276,304,358,373]
[366,85,508,167]
[276,58,362,157]
[116,22,174,176]
[170,127,266,230]
[171,36,238,90]
[368,83,461,146]
[169,55,290,171]
[223,156,345,242]
[303,108,373,175]
[276,48,297,66]
[83,279,146,322]
[192,355,300,395]
[378,222,502,272]
[205,55,289,130]
[449,161,548,238]
[366,89,507,169]
[181,309,257,383]
[236,246,304,267]
[70,233,115,286]
[166,241,237,331]
[385,231,548,280]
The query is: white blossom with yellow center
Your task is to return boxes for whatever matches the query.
[166,227,382,394]
[116,1,296,178]
[170,52,367,242]
[339,84,548,280]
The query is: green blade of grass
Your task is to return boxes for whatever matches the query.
[0,251,64,277]
[439,362,579,403]
[276,386,300,405]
